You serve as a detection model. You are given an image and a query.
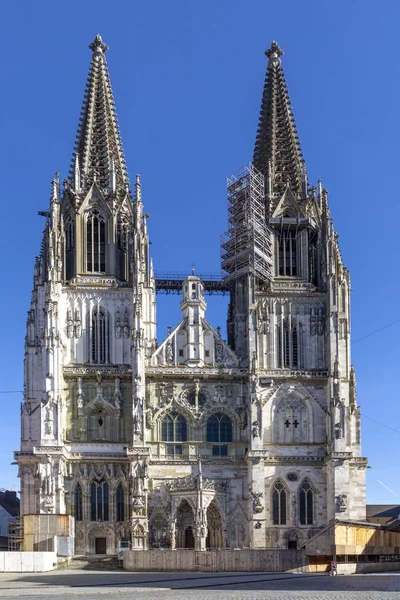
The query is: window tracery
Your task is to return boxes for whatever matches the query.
[206,412,232,457]
[161,412,187,457]
[278,318,300,369]
[299,479,314,525]
[90,479,109,521]
[274,396,309,443]
[272,480,287,525]
[91,308,110,364]
[86,210,106,272]
[74,483,83,522]
[278,229,297,276]
[116,483,124,522]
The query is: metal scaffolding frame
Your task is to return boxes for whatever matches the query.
[8,517,23,551]
[221,164,272,283]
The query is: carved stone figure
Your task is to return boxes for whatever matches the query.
[165,341,173,363]
[336,494,347,512]
[77,377,84,412]
[66,311,74,338]
[45,405,53,435]
[75,309,82,338]
[114,377,122,409]
[251,491,264,514]
[115,311,121,338]
[215,342,224,363]
[252,420,260,438]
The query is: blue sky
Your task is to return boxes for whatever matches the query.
[0,0,399,503]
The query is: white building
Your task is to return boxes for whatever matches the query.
[15,36,367,555]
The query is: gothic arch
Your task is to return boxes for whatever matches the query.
[199,405,240,428]
[155,403,195,431]
[283,528,304,550]
[267,385,315,444]
[149,510,170,548]
[271,479,288,525]
[228,506,249,549]
[206,500,224,549]
[87,523,114,555]
[298,477,315,525]
[175,499,195,549]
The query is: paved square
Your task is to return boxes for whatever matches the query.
[0,571,399,599]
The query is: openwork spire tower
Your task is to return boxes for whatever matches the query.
[70,35,129,196]
[253,41,305,199]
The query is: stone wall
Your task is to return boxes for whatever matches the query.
[123,549,308,572]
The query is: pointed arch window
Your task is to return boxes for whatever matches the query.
[299,479,314,525]
[91,308,109,364]
[116,214,129,280]
[87,210,106,272]
[65,216,75,252]
[90,480,109,521]
[65,215,75,279]
[116,483,125,522]
[161,412,187,457]
[272,480,287,525]
[278,229,297,276]
[207,412,232,457]
[74,483,83,522]
[278,318,299,369]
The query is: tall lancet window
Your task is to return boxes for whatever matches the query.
[74,483,83,522]
[278,230,297,276]
[272,480,287,525]
[90,480,109,522]
[87,210,106,272]
[65,216,75,279]
[299,479,314,525]
[91,308,110,364]
[116,483,125,522]
[278,318,299,369]
[116,215,129,280]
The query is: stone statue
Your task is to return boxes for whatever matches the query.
[252,420,260,438]
[166,341,173,363]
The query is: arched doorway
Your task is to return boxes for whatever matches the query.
[284,529,301,550]
[149,513,170,548]
[206,500,223,549]
[176,500,195,549]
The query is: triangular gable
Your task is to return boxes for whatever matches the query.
[272,186,306,218]
[78,182,111,216]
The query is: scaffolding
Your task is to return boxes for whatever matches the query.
[8,517,23,551]
[221,164,272,284]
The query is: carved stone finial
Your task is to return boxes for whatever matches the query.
[89,34,109,55]
[265,41,284,65]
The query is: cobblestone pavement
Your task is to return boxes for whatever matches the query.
[0,571,399,599]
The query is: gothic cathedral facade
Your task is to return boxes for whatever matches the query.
[16,36,367,554]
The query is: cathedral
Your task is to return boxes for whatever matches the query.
[15,36,367,556]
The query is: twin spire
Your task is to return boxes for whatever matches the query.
[69,36,305,204]
[253,41,306,200]
[70,35,129,197]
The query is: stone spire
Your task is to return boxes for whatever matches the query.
[253,41,305,200]
[69,35,129,196]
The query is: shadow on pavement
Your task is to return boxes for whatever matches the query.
[1,571,399,592]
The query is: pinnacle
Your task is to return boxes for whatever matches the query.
[89,34,109,55]
[265,40,283,63]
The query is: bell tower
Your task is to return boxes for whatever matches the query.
[16,36,155,552]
